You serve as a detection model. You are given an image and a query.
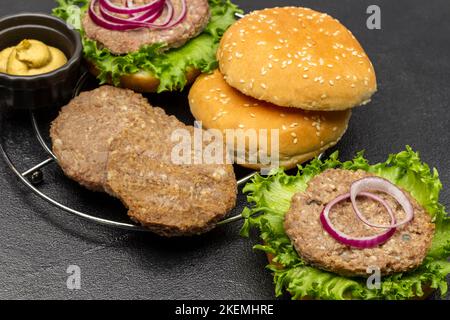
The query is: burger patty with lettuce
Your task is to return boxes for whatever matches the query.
[53,0,240,92]
[241,147,450,299]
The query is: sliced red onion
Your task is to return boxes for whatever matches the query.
[99,0,162,14]
[98,1,168,25]
[350,177,414,229]
[320,192,397,248]
[132,2,172,23]
[90,0,186,31]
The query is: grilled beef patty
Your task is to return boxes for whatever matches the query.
[50,86,151,191]
[83,0,211,55]
[105,111,237,236]
[284,169,435,277]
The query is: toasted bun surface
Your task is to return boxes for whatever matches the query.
[217,7,377,111]
[189,70,351,169]
[87,60,201,93]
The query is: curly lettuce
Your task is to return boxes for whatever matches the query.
[52,0,241,92]
[241,146,450,300]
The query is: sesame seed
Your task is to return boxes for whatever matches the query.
[235,52,243,58]
[282,125,287,130]
[280,113,286,117]
[332,127,338,131]
[329,80,335,86]
[293,138,298,144]
[250,113,256,118]
[238,124,245,128]
[290,132,297,137]
[303,74,309,79]
[327,64,334,68]
[261,83,267,89]
[321,94,327,99]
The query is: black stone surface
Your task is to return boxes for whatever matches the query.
[0,0,449,300]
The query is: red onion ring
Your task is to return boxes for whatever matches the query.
[132,2,173,23]
[350,177,414,229]
[99,0,162,14]
[98,1,169,25]
[90,0,186,31]
[320,192,397,248]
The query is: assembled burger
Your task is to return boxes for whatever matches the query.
[53,0,240,92]
[242,147,450,300]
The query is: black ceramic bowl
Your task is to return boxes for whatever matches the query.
[0,13,82,110]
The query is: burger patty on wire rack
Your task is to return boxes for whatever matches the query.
[50,85,237,236]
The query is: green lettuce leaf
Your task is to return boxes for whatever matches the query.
[242,146,450,300]
[52,0,241,92]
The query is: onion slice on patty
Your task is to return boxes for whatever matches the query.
[319,192,397,248]
[90,0,187,31]
[350,177,414,229]
[100,0,163,14]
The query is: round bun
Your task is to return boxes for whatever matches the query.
[217,7,377,111]
[87,60,201,93]
[189,70,351,170]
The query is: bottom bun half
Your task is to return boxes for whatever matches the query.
[189,70,351,170]
[87,60,201,93]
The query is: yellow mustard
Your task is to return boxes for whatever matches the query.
[0,39,67,76]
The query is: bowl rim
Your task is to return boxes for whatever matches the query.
[0,12,83,82]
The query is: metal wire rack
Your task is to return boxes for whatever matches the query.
[0,71,259,232]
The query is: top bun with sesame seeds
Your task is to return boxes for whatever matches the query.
[217,7,377,111]
[189,70,351,170]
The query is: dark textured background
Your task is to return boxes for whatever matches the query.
[0,0,449,300]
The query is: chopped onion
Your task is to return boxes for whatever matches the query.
[89,0,187,31]
[320,192,397,248]
[350,177,414,229]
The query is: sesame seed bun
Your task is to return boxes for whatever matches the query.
[217,7,377,111]
[87,60,201,93]
[188,70,351,170]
